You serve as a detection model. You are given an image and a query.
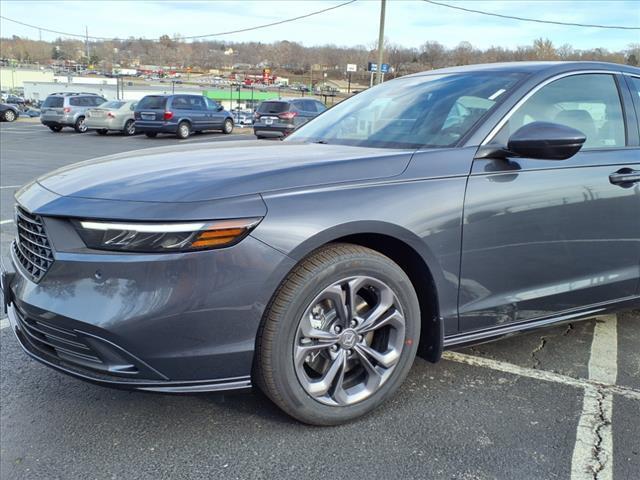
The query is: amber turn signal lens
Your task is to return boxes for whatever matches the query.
[191,227,247,248]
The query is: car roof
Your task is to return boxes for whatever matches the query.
[405,61,640,78]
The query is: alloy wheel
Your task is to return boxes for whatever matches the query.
[4,110,16,122]
[125,120,136,136]
[293,276,405,406]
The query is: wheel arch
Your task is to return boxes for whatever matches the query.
[280,221,445,362]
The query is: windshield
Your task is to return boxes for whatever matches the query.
[287,72,524,149]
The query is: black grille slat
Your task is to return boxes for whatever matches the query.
[15,310,105,366]
[13,206,54,282]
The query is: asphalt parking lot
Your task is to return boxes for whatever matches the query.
[0,119,638,479]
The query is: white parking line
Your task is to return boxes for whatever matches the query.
[571,315,617,480]
[0,219,13,225]
[0,185,20,189]
[443,346,639,401]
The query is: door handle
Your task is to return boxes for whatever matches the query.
[609,168,640,186]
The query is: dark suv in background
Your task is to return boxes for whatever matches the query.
[253,98,326,138]
[40,92,107,133]
[134,94,234,139]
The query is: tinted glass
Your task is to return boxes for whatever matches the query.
[315,101,327,112]
[93,97,107,106]
[492,74,625,149]
[301,100,317,112]
[102,101,125,109]
[258,101,290,114]
[287,72,523,149]
[629,76,640,101]
[42,96,63,108]
[137,96,167,109]
[69,97,83,106]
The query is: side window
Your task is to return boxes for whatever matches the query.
[628,76,640,100]
[191,97,206,110]
[315,101,327,113]
[69,97,81,106]
[129,102,137,111]
[492,74,626,149]
[94,97,106,106]
[172,96,188,109]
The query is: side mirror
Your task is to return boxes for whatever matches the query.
[216,105,224,112]
[476,121,586,161]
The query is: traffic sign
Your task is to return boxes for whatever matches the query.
[346,63,357,72]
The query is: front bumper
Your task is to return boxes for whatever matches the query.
[3,187,296,393]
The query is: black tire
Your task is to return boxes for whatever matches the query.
[49,125,63,132]
[145,132,158,138]
[222,118,234,134]
[255,243,420,425]
[123,120,136,136]
[176,121,191,139]
[3,109,17,122]
[74,116,87,133]
[96,129,108,135]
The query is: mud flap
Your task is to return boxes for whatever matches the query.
[418,315,444,363]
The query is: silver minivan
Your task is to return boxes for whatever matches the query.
[40,92,107,133]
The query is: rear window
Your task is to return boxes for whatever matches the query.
[258,101,290,114]
[42,96,64,108]
[138,96,167,110]
[102,101,125,109]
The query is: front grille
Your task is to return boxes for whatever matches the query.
[13,206,54,282]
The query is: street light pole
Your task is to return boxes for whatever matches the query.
[375,0,386,85]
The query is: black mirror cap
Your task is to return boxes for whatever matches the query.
[217,105,224,111]
[507,121,586,160]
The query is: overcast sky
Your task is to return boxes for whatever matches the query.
[1,0,638,50]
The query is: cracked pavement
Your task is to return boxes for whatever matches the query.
[1,120,639,479]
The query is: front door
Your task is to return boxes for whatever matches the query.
[459,72,640,332]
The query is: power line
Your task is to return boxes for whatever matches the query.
[0,0,358,42]
[423,0,640,30]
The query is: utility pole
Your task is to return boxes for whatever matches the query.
[375,0,386,85]
[85,26,90,66]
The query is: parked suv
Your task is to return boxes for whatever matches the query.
[40,92,107,133]
[134,94,234,139]
[253,98,327,138]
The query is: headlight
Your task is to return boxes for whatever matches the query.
[73,218,261,253]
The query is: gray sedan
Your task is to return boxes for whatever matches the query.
[86,100,138,136]
[2,61,639,426]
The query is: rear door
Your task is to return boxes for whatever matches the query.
[459,72,640,332]
[624,73,640,295]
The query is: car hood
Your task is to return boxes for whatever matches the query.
[37,141,414,203]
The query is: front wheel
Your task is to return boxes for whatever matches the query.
[255,243,420,425]
[222,118,234,134]
[74,116,87,133]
